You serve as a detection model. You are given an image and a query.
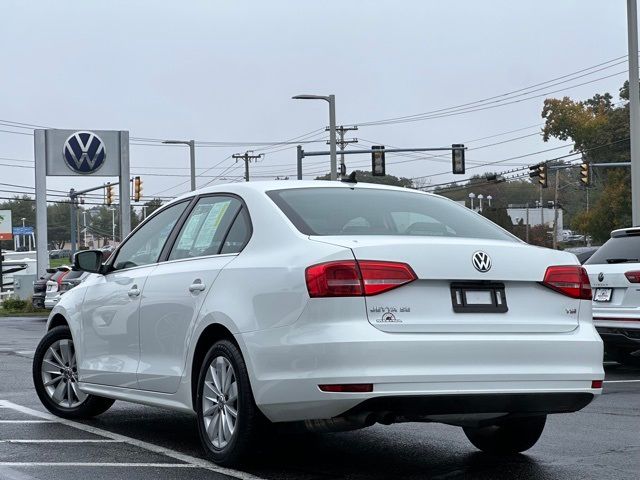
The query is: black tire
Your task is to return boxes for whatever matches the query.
[196,340,263,466]
[32,326,115,419]
[463,415,546,454]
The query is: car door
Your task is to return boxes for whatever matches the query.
[79,200,190,388]
[137,195,251,393]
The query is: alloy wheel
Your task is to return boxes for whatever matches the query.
[202,356,239,449]
[40,339,87,408]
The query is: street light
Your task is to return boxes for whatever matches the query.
[109,207,116,244]
[292,94,337,180]
[162,139,196,191]
[487,195,493,207]
[468,192,476,210]
[478,194,484,212]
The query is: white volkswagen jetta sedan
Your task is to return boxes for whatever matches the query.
[33,181,603,465]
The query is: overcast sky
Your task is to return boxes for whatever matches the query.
[0,0,633,206]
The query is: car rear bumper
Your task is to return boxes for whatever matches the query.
[239,312,604,423]
[594,318,640,350]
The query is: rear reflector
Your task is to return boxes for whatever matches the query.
[591,380,603,389]
[542,265,592,300]
[318,384,373,393]
[625,271,640,283]
[305,260,416,297]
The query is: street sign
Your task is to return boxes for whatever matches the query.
[44,129,124,176]
[0,210,13,241]
[12,226,34,236]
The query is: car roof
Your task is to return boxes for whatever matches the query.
[611,227,640,238]
[172,180,433,204]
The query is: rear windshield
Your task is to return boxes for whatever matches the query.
[585,236,640,265]
[267,187,515,241]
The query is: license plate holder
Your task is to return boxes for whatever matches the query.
[450,282,508,313]
[593,288,613,302]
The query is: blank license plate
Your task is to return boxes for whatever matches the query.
[450,282,508,313]
[593,288,612,302]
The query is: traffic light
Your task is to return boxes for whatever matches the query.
[133,176,143,202]
[452,144,465,174]
[106,183,114,206]
[371,145,386,176]
[538,163,548,188]
[580,161,591,186]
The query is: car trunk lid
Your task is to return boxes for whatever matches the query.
[310,235,583,333]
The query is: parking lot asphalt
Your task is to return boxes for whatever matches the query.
[0,316,639,480]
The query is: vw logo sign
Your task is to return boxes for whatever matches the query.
[598,272,604,282]
[63,131,106,174]
[472,251,492,273]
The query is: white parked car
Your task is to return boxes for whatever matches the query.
[33,181,603,466]
[584,227,640,366]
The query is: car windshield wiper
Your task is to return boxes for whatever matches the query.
[606,258,639,264]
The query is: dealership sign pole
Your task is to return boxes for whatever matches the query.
[34,129,130,277]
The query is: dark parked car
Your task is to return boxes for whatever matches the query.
[32,268,57,309]
[565,246,600,264]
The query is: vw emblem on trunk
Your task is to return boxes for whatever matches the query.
[63,131,106,174]
[472,251,492,272]
[598,272,604,282]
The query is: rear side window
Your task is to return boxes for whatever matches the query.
[169,196,241,260]
[267,187,515,241]
[220,208,251,254]
[585,236,640,265]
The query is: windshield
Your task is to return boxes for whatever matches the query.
[585,236,640,265]
[267,187,516,241]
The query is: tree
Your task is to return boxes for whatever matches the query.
[143,198,164,218]
[47,202,71,249]
[315,170,413,187]
[541,82,632,242]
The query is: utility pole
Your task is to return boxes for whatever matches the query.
[628,0,640,225]
[69,189,77,256]
[525,204,530,243]
[553,171,560,249]
[539,185,544,229]
[327,125,358,178]
[232,151,263,182]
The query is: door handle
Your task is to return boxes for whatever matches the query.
[128,287,141,297]
[189,281,206,293]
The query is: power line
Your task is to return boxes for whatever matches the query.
[355,55,629,126]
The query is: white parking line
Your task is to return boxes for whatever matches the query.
[604,379,640,383]
[0,463,197,468]
[0,439,121,443]
[0,400,265,480]
[0,420,54,424]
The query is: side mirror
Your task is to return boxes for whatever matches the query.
[73,250,104,274]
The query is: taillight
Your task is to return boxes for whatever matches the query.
[542,265,592,300]
[305,260,416,298]
[56,271,69,286]
[625,271,640,283]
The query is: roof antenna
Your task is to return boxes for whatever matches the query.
[341,171,357,184]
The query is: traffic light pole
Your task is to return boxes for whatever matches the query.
[68,182,120,257]
[296,146,466,179]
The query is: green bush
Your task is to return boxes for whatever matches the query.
[2,297,28,311]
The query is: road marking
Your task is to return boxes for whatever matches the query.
[0,400,265,480]
[0,420,54,424]
[0,462,197,468]
[0,439,121,443]
[604,379,640,383]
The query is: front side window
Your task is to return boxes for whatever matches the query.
[169,196,241,260]
[112,201,188,271]
[267,187,515,242]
